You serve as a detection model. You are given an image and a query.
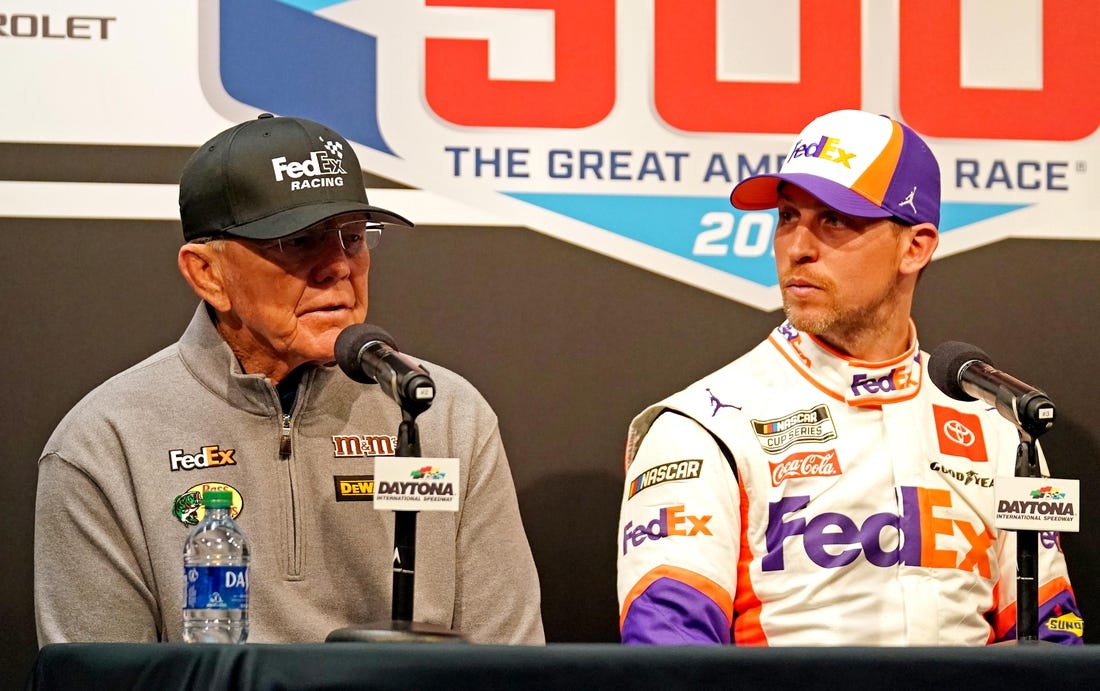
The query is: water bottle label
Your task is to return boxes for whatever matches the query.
[184,565,249,610]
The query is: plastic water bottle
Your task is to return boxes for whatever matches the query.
[182,490,250,643]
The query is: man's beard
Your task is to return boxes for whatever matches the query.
[782,277,902,348]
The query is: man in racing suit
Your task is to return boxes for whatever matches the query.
[617,109,1083,645]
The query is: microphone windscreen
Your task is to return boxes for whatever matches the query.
[928,341,992,402]
[334,323,399,384]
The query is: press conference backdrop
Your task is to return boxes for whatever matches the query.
[2,1,1098,687]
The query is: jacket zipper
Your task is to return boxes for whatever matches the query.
[280,413,292,458]
[278,399,301,577]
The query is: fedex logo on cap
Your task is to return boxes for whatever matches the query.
[788,136,856,168]
[271,139,348,190]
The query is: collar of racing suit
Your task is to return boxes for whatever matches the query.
[766,320,923,407]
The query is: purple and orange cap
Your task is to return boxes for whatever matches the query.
[730,109,941,227]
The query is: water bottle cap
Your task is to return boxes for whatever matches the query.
[203,490,233,509]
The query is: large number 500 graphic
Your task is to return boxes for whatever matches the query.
[423,0,1099,140]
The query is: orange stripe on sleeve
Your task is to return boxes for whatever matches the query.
[619,565,734,632]
[991,576,1076,639]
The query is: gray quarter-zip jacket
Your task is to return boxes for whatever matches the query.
[35,306,544,645]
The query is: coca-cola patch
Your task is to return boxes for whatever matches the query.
[769,450,842,487]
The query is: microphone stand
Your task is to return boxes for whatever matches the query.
[391,411,420,623]
[1013,429,1042,643]
[326,406,466,643]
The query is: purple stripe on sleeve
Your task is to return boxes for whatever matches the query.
[621,577,731,645]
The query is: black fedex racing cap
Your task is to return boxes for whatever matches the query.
[179,113,413,242]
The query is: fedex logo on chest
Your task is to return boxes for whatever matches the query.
[763,486,993,576]
[850,367,917,397]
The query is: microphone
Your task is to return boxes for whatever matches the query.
[335,324,435,415]
[928,341,1055,437]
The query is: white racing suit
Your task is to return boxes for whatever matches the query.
[618,321,1083,645]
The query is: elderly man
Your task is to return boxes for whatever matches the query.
[35,114,544,644]
[616,109,1082,646]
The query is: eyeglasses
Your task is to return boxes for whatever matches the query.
[195,219,383,265]
[257,218,382,259]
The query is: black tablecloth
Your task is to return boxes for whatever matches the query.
[32,641,1100,690]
